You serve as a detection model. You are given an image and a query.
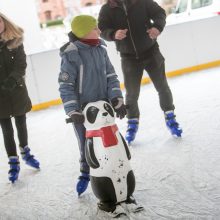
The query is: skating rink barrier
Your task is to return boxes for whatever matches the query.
[25,16,220,110]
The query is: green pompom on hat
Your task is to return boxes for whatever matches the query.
[71,15,97,38]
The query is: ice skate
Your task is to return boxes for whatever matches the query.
[165,111,182,137]
[125,119,139,144]
[76,172,90,196]
[120,196,144,213]
[98,202,127,218]
[8,156,20,183]
[20,146,40,169]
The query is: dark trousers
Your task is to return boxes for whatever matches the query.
[121,49,174,119]
[72,123,90,174]
[0,115,28,157]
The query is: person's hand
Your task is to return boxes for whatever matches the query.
[114,29,128,40]
[111,97,127,119]
[70,111,85,124]
[147,27,160,39]
[1,77,17,91]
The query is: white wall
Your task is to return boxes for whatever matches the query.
[25,16,220,106]
[159,17,220,71]
[26,49,61,105]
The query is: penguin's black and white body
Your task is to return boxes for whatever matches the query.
[83,100,136,212]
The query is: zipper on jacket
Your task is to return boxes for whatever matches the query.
[121,0,139,59]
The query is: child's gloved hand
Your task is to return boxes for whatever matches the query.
[1,77,17,91]
[70,111,85,124]
[111,97,127,119]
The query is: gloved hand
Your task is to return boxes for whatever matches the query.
[111,97,127,119]
[1,77,17,91]
[70,111,85,124]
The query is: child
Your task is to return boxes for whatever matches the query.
[0,12,40,183]
[58,15,126,196]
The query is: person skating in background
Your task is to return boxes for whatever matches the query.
[98,0,182,144]
[58,15,126,196]
[0,12,40,183]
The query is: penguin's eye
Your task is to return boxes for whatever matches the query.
[104,103,114,117]
[87,106,99,124]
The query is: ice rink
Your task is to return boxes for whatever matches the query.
[0,66,220,220]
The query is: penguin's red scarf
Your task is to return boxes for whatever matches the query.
[86,125,118,147]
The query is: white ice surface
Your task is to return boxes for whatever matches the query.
[1,67,220,220]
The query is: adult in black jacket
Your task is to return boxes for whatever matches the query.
[98,0,182,143]
[0,12,40,183]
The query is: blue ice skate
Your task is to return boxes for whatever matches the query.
[76,172,90,196]
[125,119,139,144]
[20,146,40,169]
[165,111,182,137]
[8,156,20,183]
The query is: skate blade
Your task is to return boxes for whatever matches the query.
[9,176,18,184]
[120,202,144,213]
[127,142,132,146]
[172,134,181,138]
[10,180,16,184]
[169,129,182,138]
[97,210,127,218]
[172,131,182,138]
[127,139,134,146]
[98,204,127,218]
[25,163,40,170]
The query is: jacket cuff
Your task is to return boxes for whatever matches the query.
[153,25,163,33]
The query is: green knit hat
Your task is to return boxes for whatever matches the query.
[71,15,97,38]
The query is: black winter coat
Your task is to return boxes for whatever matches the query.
[0,39,32,119]
[98,0,166,59]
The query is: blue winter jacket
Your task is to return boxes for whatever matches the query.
[58,36,123,116]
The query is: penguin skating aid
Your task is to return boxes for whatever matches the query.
[83,101,143,216]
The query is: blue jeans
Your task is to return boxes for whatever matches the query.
[72,123,90,174]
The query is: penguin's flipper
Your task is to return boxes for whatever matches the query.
[119,132,131,160]
[85,138,100,168]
